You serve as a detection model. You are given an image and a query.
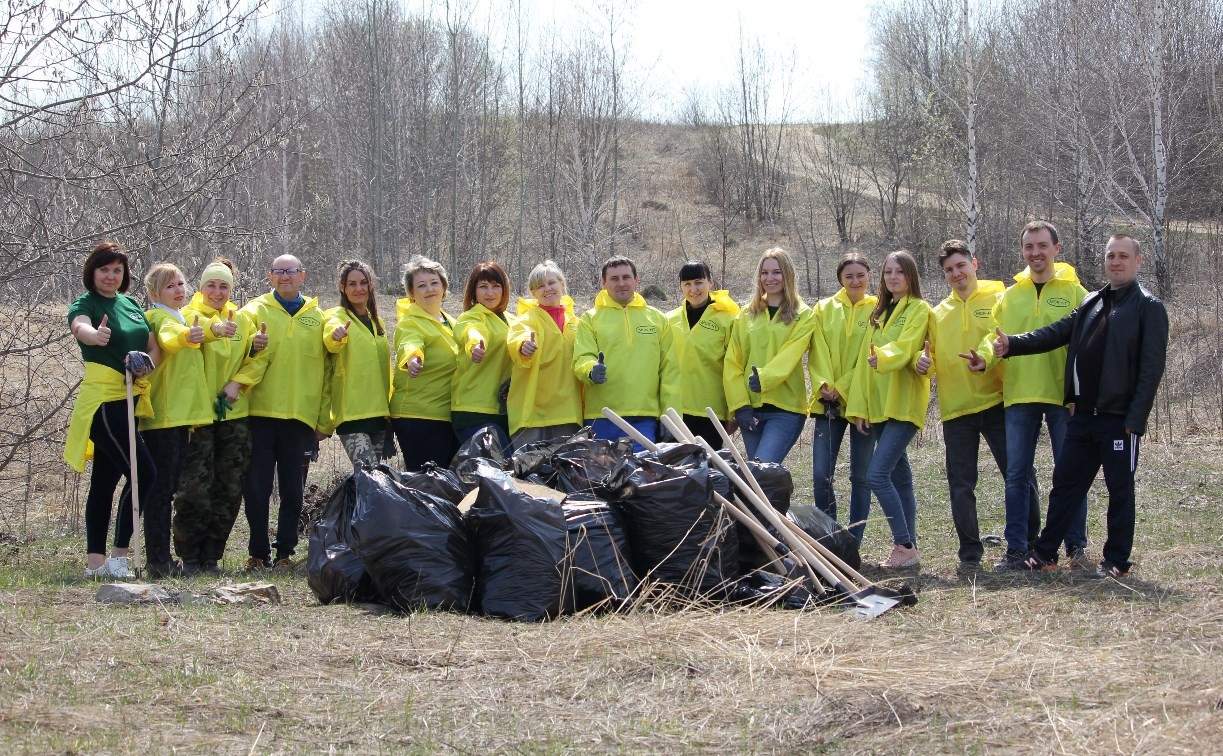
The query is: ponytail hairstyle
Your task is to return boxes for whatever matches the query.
[869,250,922,328]
[337,258,383,335]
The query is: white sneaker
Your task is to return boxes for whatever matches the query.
[103,556,136,579]
[85,564,107,579]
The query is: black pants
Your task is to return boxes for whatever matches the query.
[85,400,157,555]
[1033,413,1139,569]
[943,403,1038,562]
[681,414,724,451]
[141,426,189,566]
[244,417,313,561]
[393,417,458,471]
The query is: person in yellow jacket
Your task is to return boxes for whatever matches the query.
[321,259,392,468]
[724,248,814,464]
[390,256,459,470]
[175,257,264,575]
[452,262,514,452]
[507,260,583,449]
[977,221,1090,570]
[223,253,329,570]
[137,263,213,577]
[918,241,1037,570]
[665,260,739,451]
[846,250,931,568]
[66,241,160,580]
[574,256,681,452]
[807,254,876,539]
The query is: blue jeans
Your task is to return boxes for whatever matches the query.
[591,416,657,454]
[811,414,873,542]
[741,410,806,464]
[866,420,919,546]
[1004,403,1088,553]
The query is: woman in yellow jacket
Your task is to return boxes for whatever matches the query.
[176,257,263,574]
[846,250,931,568]
[666,260,739,450]
[724,248,814,464]
[140,262,213,578]
[66,242,160,580]
[452,262,514,452]
[321,259,392,468]
[506,260,583,449]
[390,256,459,470]
[808,254,876,540]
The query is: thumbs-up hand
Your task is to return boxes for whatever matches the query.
[992,326,1010,357]
[748,365,762,393]
[959,348,986,372]
[94,314,111,346]
[407,354,424,377]
[222,310,238,338]
[867,343,878,369]
[331,320,350,342]
[187,315,205,344]
[252,322,268,352]
[915,340,932,375]
[520,331,538,357]
[590,351,607,384]
[471,339,486,364]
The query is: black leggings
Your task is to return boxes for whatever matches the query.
[85,400,157,555]
[142,426,189,565]
[392,418,458,471]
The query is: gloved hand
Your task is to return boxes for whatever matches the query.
[733,406,759,433]
[497,378,511,414]
[748,365,762,393]
[124,351,155,378]
[590,351,607,384]
[214,391,234,421]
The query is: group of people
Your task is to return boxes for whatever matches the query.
[65,220,1167,581]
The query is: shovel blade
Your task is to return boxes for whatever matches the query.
[847,592,900,618]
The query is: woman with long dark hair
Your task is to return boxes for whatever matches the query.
[451,262,514,451]
[846,250,932,568]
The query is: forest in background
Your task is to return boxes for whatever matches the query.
[3,0,1223,531]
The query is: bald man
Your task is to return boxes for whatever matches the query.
[225,254,330,570]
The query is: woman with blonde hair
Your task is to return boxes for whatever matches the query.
[506,260,583,448]
[846,250,932,568]
[322,259,392,468]
[723,247,814,463]
[390,256,459,470]
[139,262,214,577]
[175,257,264,573]
[66,242,161,579]
[452,261,514,451]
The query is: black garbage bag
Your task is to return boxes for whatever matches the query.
[306,474,381,605]
[716,453,794,573]
[451,427,510,488]
[611,453,739,597]
[724,570,817,610]
[550,437,633,495]
[509,426,595,485]
[787,502,861,571]
[466,463,568,621]
[400,462,466,505]
[347,467,474,613]
[562,496,637,612]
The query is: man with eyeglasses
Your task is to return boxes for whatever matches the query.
[224,254,331,571]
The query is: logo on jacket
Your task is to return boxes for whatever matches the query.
[699,320,721,332]
[1047,297,1070,307]
[974,308,992,318]
[636,325,658,335]
[127,312,144,323]
[299,316,321,328]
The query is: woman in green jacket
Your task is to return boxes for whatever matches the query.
[323,259,392,468]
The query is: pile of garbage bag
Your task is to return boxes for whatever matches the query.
[307,428,861,620]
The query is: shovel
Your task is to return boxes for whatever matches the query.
[124,368,142,578]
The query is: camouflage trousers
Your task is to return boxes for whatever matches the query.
[339,430,389,469]
[173,419,251,563]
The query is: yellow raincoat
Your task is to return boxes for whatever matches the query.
[846,296,932,429]
[390,299,458,422]
[925,281,1005,421]
[807,289,877,414]
[321,306,391,434]
[452,304,513,416]
[507,297,582,433]
[666,290,739,420]
[724,303,815,416]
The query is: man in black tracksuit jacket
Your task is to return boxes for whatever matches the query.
[992,234,1168,577]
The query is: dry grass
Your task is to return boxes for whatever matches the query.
[2,424,1221,753]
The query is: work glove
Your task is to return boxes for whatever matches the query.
[748,365,762,393]
[733,406,759,433]
[590,351,607,384]
[214,391,234,421]
[124,351,155,378]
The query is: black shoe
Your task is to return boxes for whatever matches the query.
[992,549,1029,572]
[181,561,203,576]
[1021,551,1059,571]
[958,557,982,573]
[1092,559,1130,579]
[201,560,222,575]
[145,561,184,579]
[1065,546,1091,570]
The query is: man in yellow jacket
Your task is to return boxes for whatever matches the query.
[574,256,681,451]
[223,254,330,570]
[921,241,1037,570]
[979,221,1090,571]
